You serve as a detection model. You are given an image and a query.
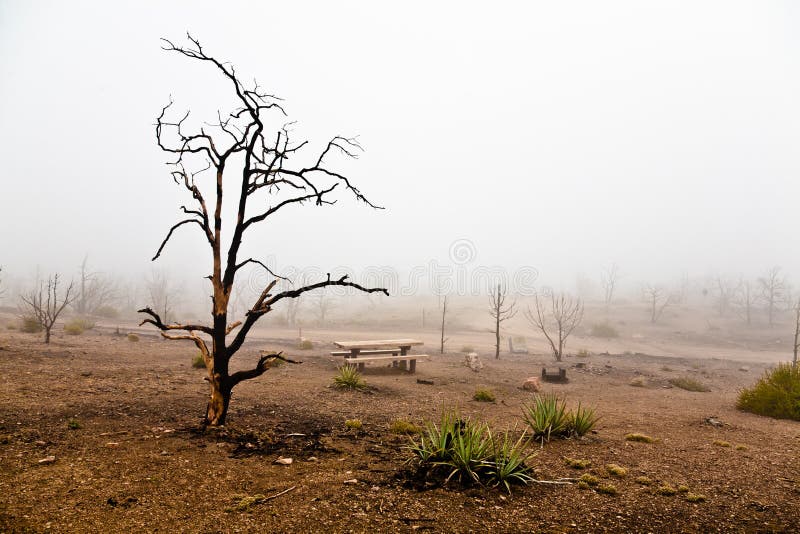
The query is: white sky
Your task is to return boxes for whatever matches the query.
[1,1,798,294]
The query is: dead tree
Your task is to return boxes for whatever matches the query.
[733,279,755,325]
[314,292,333,326]
[489,284,516,359]
[139,35,387,426]
[600,263,619,309]
[440,296,448,354]
[643,284,674,324]
[712,275,738,317]
[75,255,117,315]
[758,267,785,327]
[20,274,75,344]
[145,269,179,325]
[0,266,4,300]
[524,292,583,362]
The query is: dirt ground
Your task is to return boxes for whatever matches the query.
[1,312,799,533]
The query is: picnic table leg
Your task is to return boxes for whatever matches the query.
[409,358,417,373]
[392,351,399,368]
[349,349,365,372]
[399,346,410,371]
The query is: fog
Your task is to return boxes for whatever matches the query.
[1,1,799,302]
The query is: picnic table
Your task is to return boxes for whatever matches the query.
[332,339,427,373]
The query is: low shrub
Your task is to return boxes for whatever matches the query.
[635,476,653,486]
[192,353,206,369]
[461,345,475,353]
[564,457,591,469]
[64,317,94,335]
[579,473,599,486]
[596,484,618,495]
[297,339,313,350]
[590,323,619,338]
[685,492,707,503]
[606,463,627,477]
[20,316,43,333]
[576,348,590,358]
[677,485,690,493]
[669,377,710,392]
[629,376,647,387]
[345,419,362,430]
[473,389,496,402]
[736,363,800,421]
[712,440,731,447]
[67,418,81,430]
[332,365,367,391]
[127,333,139,342]
[656,484,677,496]
[625,433,655,443]
[390,419,421,435]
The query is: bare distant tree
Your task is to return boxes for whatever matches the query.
[314,292,334,326]
[758,267,786,326]
[75,256,118,315]
[0,266,4,300]
[138,36,387,426]
[524,292,583,362]
[489,284,516,359]
[643,284,675,324]
[20,274,75,344]
[440,296,448,354]
[733,279,755,325]
[712,275,739,317]
[600,263,619,309]
[145,270,180,325]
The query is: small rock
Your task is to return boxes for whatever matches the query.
[160,450,170,456]
[521,377,541,392]
[307,456,318,462]
[275,457,293,465]
[34,440,46,446]
[38,455,56,465]
[343,479,358,484]
[739,366,750,372]
[463,352,483,372]
[105,442,120,448]
[371,486,380,491]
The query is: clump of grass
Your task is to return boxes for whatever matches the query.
[579,473,600,486]
[67,418,81,430]
[94,305,119,319]
[712,440,731,447]
[297,339,313,350]
[576,348,590,358]
[625,433,655,443]
[577,480,591,490]
[669,377,711,392]
[629,376,647,387]
[390,419,421,435]
[407,410,534,493]
[570,403,600,437]
[345,419,362,431]
[20,316,43,333]
[191,353,206,369]
[473,389,496,402]
[656,484,677,496]
[661,366,674,372]
[677,485,690,493]
[232,493,270,511]
[590,323,619,338]
[736,363,800,421]
[332,365,367,391]
[126,333,139,342]
[635,476,653,486]
[461,345,475,353]
[685,492,707,503]
[564,457,591,469]
[64,317,94,335]
[596,484,618,495]
[606,464,627,477]
[6,324,16,330]
[735,444,749,451]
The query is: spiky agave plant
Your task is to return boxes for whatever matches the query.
[484,428,535,493]
[521,393,570,441]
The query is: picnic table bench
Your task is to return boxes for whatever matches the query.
[332,339,427,373]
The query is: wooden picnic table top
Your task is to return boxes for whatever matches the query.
[333,339,424,350]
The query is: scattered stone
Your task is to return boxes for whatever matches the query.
[34,440,46,446]
[629,376,647,387]
[275,457,293,465]
[463,352,482,372]
[38,455,56,465]
[416,379,435,385]
[521,377,541,392]
[739,366,750,372]
[704,416,724,427]
[307,456,318,462]
[105,442,120,448]
[343,479,358,484]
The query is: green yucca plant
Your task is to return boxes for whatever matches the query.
[332,365,367,391]
[521,393,570,441]
[484,429,535,493]
[570,402,600,437]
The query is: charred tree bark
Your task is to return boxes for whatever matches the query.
[139,35,388,426]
